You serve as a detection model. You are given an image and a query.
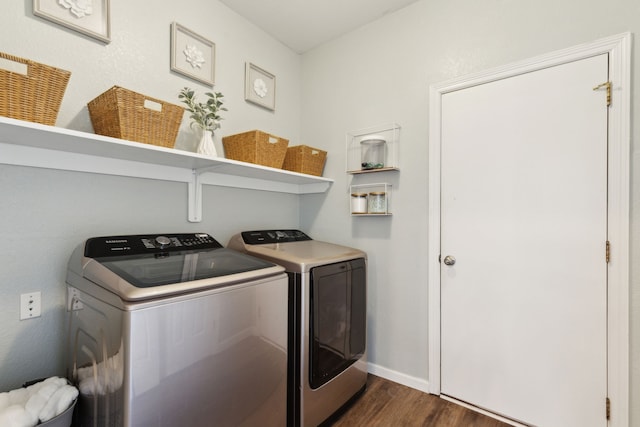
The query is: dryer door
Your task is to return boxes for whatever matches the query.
[309,258,366,389]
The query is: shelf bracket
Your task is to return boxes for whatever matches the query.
[188,169,203,223]
[188,164,228,222]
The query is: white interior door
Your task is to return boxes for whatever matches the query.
[440,54,608,427]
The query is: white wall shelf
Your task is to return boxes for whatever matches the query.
[347,124,399,217]
[348,166,399,175]
[350,183,392,216]
[346,123,400,174]
[0,117,333,222]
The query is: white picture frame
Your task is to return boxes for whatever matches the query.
[245,62,276,111]
[171,22,215,87]
[33,0,111,43]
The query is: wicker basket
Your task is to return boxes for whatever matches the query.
[282,145,327,176]
[87,86,183,148]
[222,130,289,168]
[0,52,71,125]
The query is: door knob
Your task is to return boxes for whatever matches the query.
[443,255,456,266]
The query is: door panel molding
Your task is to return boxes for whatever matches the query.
[427,32,631,426]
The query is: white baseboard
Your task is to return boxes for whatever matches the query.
[366,363,430,394]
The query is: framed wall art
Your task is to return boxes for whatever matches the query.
[171,22,215,86]
[245,62,276,111]
[33,0,111,43]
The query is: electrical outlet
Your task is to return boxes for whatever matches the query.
[20,292,41,320]
[67,287,83,311]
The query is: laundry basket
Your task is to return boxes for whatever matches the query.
[38,399,76,427]
[88,86,183,148]
[0,51,71,125]
[222,130,289,168]
[0,377,79,427]
[281,145,327,176]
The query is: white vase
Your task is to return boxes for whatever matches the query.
[197,129,217,157]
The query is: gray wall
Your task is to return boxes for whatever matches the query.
[0,0,302,388]
[299,0,640,422]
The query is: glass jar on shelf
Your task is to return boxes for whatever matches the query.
[350,192,368,214]
[367,191,387,214]
[360,135,386,170]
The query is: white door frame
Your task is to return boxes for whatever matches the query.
[428,33,631,426]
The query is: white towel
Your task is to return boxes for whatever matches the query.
[24,378,66,420]
[14,377,52,406]
[35,377,67,392]
[38,385,78,422]
[7,388,29,406]
[0,404,37,427]
[0,377,78,427]
[0,392,10,412]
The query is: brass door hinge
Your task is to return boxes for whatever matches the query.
[606,397,611,420]
[593,81,612,107]
[606,241,611,263]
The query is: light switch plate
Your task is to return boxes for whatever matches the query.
[20,292,41,320]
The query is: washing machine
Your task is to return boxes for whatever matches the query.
[65,232,289,427]
[228,229,367,427]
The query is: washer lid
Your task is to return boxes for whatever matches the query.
[233,238,365,272]
[73,233,284,301]
[94,248,278,288]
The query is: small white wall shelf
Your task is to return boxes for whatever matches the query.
[346,123,400,174]
[347,123,399,217]
[349,183,392,216]
[0,117,333,222]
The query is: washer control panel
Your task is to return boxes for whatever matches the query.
[84,233,222,257]
[240,229,312,245]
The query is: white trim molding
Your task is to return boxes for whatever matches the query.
[367,362,430,393]
[428,32,631,426]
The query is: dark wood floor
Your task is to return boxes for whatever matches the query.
[328,375,511,427]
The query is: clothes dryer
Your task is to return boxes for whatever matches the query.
[228,230,367,427]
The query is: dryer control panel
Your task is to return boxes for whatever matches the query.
[84,233,223,257]
[240,229,312,245]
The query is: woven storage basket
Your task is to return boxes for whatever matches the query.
[222,130,289,168]
[87,86,183,148]
[0,52,71,125]
[282,145,327,176]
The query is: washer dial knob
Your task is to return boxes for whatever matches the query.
[155,236,171,249]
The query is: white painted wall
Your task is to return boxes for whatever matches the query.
[299,0,640,422]
[0,0,302,389]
